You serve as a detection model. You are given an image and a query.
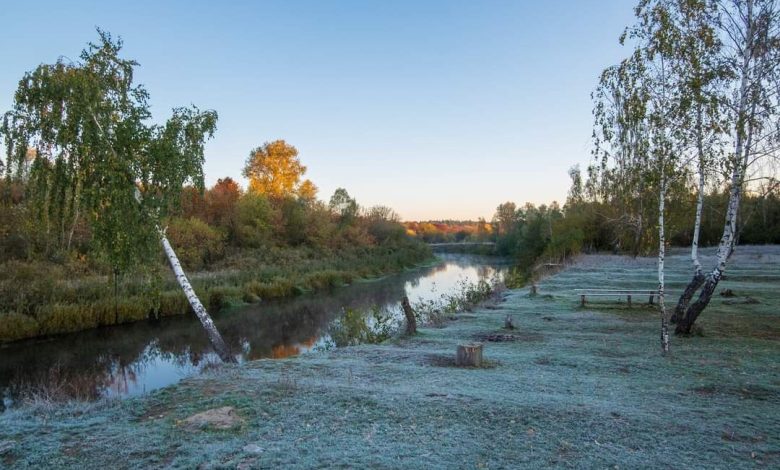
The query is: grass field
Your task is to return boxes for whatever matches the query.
[1,246,778,468]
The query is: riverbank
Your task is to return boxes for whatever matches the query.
[0,240,432,343]
[1,246,778,468]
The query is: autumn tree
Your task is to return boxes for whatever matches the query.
[205,177,242,232]
[243,140,315,200]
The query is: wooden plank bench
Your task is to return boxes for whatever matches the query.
[574,289,669,307]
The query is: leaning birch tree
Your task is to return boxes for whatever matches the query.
[1,30,235,362]
[675,0,780,334]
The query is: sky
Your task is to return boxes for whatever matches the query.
[0,0,636,221]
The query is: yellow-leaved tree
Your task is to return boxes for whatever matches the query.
[242,140,317,200]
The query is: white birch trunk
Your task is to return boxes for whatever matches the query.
[710,0,753,283]
[160,229,235,363]
[132,188,234,363]
[658,177,669,354]
[691,107,706,274]
[675,1,755,334]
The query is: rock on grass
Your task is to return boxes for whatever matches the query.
[179,406,244,431]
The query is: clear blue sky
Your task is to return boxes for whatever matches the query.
[0,0,635,221]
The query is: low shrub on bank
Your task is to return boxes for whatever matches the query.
[413,275,504,326]
[0,312,40,342]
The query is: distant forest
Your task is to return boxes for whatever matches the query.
[406,173,779,269]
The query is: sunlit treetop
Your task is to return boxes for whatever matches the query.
[243,139,316,200]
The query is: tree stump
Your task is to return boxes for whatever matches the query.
[504,314,515,330]
[401,296,416,335]
[456,343,483,367]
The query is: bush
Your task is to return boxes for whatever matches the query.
[157,290,190,317]
[234,193,275,248]
[206,286,240,312]
[0,312,40,342]
[166,217,226,270]
[0,260,62,316]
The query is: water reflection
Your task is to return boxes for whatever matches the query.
[0,254,507,407]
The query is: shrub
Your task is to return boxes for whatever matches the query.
[0,260,62,316]
[166,217,226,270]
[0,312,40,342]
[206,286,240,312]
[157,290,190,317]
[234,193,275,248]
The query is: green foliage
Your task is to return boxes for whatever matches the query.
[329,188,359,226]
[0,32,428,342]
[0,312,40,342]
[1,29,218,272]
[233,193,274,248]
[0,260,61,316]
[165,217,226,270]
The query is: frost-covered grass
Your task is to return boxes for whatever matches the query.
[1,246,778,468]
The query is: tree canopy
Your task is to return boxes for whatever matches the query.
[1,29,218,273]
[242,139,317,200]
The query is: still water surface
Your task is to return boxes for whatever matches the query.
[0,254,507,407]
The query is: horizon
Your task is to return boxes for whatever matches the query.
[0,0,636,221]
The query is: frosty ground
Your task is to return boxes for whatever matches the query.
[1,247,779,469]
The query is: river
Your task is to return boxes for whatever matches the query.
[0,253,508,408]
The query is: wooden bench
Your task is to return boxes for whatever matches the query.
[574,289,668,307]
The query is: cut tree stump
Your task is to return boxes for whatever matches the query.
[504,314,515,330]
[401,296,417,335]
[456,343,483,367]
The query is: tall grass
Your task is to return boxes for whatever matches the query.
[0,240,432,342]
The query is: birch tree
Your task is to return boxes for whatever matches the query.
[1,30,235,362]
[596,0,693,353]
[675,0,780,334]
[668,0,727,323]
[591,56,654,257]
[594,53,676,352]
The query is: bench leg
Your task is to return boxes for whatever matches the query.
[580,294,586,307]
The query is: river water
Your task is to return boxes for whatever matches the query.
[0,253,508,408]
